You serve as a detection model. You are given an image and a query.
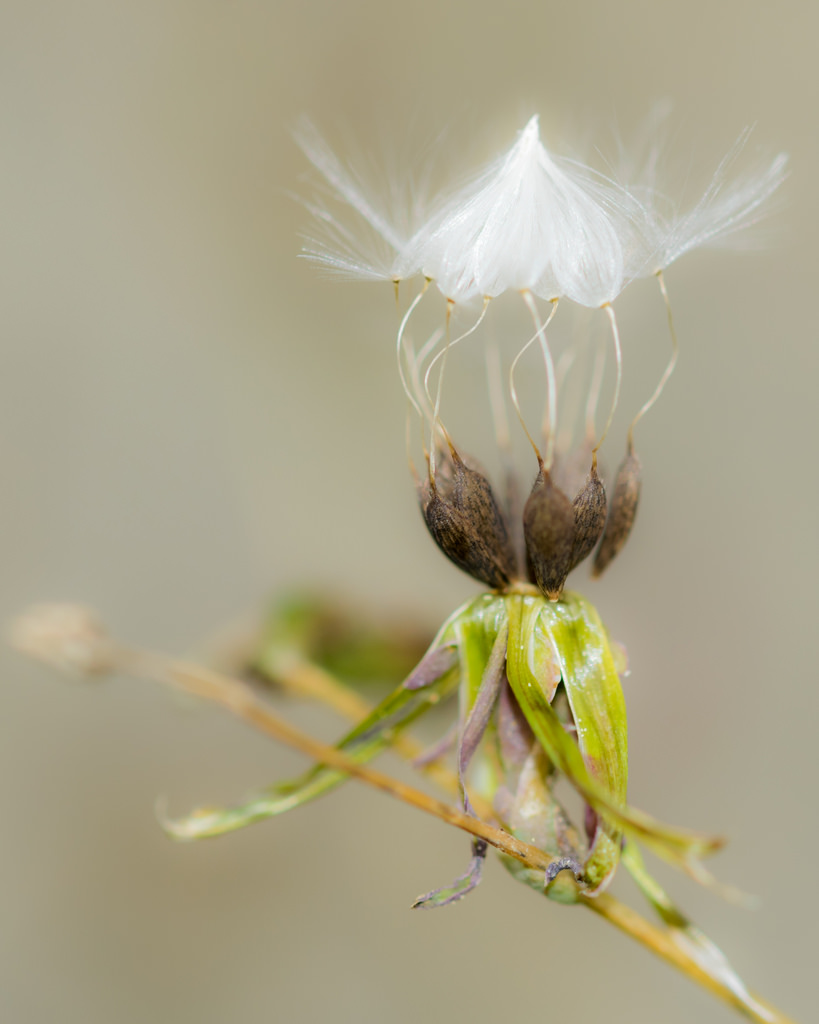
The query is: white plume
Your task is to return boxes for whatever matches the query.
[294,117,419,281]
[623,126,789,276]
[295,114,787,303]
[395,116,642,307]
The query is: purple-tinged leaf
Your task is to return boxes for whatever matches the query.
[412,839,487,909]
[457,625,508,808]
[404,645,457,690]
[496,681,536,771]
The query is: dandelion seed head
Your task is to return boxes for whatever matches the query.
[296,111,787,591]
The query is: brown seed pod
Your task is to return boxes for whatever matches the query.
[523,467,575,601]
[421,450,517,590]
[569,460,608,572]
[592,448,642,577]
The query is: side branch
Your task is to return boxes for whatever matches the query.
[135,652,551,874]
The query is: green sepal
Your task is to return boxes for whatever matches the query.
[545,592,627,894]
[503,592,722,886]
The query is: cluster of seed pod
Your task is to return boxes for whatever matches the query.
[421,440,641,599]
[296,115,785,599]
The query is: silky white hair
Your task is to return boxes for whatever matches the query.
[295,113,787,308]
[295,112,787,472]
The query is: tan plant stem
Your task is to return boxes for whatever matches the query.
[585,895,794,1024]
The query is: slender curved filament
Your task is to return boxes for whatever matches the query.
[427,299,490,481]
[513,294,559,467]
[423,299,490,413]
[627,269,679,447]
[396,278,431,418]
[403,329,444,473]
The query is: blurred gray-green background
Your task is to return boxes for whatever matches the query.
[1,2,816,1022]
